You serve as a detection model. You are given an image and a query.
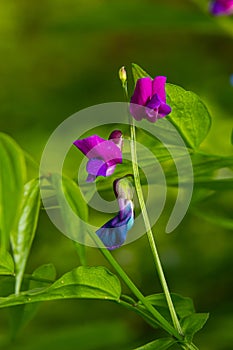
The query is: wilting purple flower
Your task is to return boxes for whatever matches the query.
[130,76,171,122]
[209,0,233,15]
[73,130,123,182]
[96,177,134,250]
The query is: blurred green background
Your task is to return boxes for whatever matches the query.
[0,0,233,349]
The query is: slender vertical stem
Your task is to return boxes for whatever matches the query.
[129,118,183,335]
[121,79,183,335]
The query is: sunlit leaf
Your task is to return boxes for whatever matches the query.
[0,133,26,252]
[0,266,121,308]
[166,84,211,149]
[134,337,177,350]
[181,313,209,342]
[11,178,41,294]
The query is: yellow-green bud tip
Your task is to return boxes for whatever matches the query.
[119,66,127,84]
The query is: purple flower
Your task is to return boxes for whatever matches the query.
[96,177,134,250]
[130,76,171,122]
[209,0,233,15]
[73,130,123,182]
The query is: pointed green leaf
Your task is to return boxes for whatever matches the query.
[31,263,56,285]
[0,133,26,251]
[144,293,195,321]
[132,63,150,83]
[181,313,209,342]
[135,337,177,350]
[0,266,121,308]
[51,174,88,265]
[0,251,14,275]
[11,178,41,294]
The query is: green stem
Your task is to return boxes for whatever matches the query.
[118,299,161,329]
[121,80,182,335]
[181,343,199,350]
[88,228,182,340]
[129,119,183,335]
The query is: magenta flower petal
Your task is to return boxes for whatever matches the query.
[90,141,122,164]
[158,102,172,118]
[105,164,117,176]
[86,158,107,176]
[73,131,123,182]
[130,76,171,122]
[86,158,117,178]
[145,108,159,123]
[152,76,167,102]
[129,104,145,121]
[131,77,152,106]
[146,93,161,110]
[73,135,105,158]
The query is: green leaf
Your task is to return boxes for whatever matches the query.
[132,63,150,83]
[181,313,209,342]
[0,266,121,308]
[131,63,212,149]
[144,293,195,320]
[8,264,56,338]
[161,153,233,189]
[0,251,14,275]
[135,337,177,350]
[31,263,56,284]
[11,178,41,294]
[166,84,211,149]
[51,174,88,265]
[0,133,26,251]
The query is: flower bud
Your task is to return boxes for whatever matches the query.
[119,66,127,85]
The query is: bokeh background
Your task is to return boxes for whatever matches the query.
[0,0,232,349]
